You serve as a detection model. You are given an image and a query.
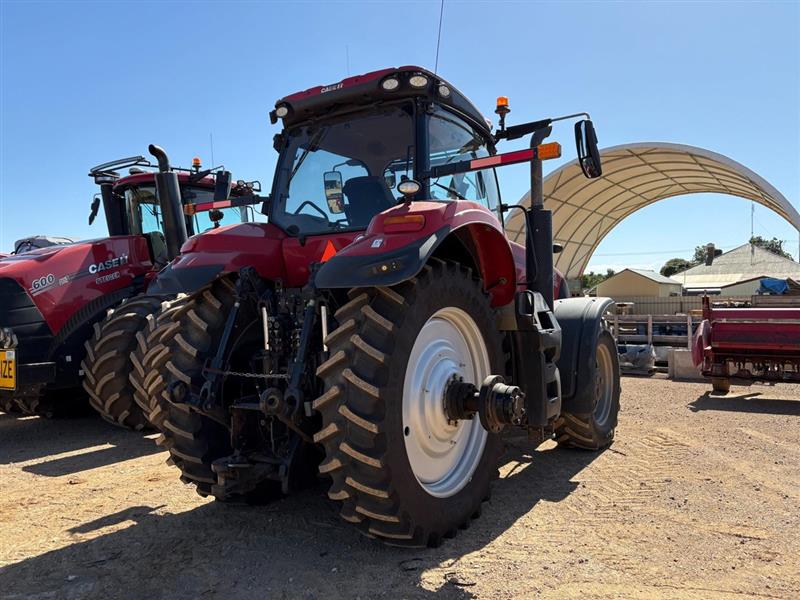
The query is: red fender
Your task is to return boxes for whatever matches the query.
[314,201,517,306]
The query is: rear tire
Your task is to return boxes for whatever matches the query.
[82,295,165,430]
[132,280,236,496]
[555,329,620,450]
[129,297,187,431]
[314,259,504,547]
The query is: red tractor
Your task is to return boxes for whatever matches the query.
[133,67,620,546]
[0,146,261,427]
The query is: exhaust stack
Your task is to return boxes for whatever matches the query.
[149,144,188,260]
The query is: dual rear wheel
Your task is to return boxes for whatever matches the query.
[82,295,168,430]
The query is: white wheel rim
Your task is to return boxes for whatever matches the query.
[402,307,489,498]
[594,341,614,427]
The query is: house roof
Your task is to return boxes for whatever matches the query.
[669,243,800,289]
[593,269,683,293]
[626,268,683,285]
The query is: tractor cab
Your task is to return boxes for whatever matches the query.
[89,152,260,266]
[268,67,501,240]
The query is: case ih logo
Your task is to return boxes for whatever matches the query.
[89,254,129,274]
[321,82,343,94]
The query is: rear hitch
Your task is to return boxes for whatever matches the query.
[259,386,314,443]
[167,379,228,425]
[444,375,525,433]
[211,457,277,501]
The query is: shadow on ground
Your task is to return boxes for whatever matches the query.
[688,391,800,416]
[0,412,162,475]
[0,440,602,599]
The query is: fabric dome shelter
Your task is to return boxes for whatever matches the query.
[505,142,800,283]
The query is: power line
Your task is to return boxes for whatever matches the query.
[593,244,741,257]
[434,0,444,73]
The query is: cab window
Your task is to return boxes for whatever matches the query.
[428,106,499,212]
[125,186,164,235]
[271,103,414,236]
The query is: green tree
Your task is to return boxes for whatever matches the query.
[692,245,723,265]
[660,258,693,278]
[749,236,793,260]
[581,268,615,291]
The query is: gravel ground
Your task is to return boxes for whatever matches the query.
[0,376,798,599]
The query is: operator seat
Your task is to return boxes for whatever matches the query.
[342,176,396,227]
[145,231,169,267]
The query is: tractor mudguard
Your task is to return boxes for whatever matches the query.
[314,201,518,306]
[554,296,615,413]
[146,263,225,296]
[314,225,450,289]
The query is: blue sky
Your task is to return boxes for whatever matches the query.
[1,0,798,272]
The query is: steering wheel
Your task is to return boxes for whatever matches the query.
[293,201,330,222]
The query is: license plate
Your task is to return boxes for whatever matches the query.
[0,350,16,390]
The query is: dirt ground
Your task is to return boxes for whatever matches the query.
[0,377,798,599]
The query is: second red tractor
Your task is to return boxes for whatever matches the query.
[0,147,260,427]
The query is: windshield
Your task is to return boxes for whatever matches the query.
[271,103,415,236]
[124,185,249,236]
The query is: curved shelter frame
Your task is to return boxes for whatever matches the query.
[505,142,800,282]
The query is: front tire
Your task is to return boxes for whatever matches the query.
[0,396,18,414]
[314,259,504,547]
[555,329,620,450]
[12,385,88,418]
[711,377,730,395]
[82,295,165,430]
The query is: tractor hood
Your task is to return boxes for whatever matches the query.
[0,236,153,334]
[148,222,360,295]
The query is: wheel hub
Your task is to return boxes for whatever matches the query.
[443,375,526,433]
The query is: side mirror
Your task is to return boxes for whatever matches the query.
[323,171,345,214]
[89,196,101,225]
[209,208,224,229]
[214,170,233,201]
[574,119,602,179]
[384,170,397,189]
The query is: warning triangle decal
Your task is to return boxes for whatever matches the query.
[320,240,337,262]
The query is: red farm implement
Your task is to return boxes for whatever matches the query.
[693,296,800,393]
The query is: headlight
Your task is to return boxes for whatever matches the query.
[381,77,400,91]
[397,179,421,196]
[437,84,451,98]
[409,74,429,88]
[275,104,289,118]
